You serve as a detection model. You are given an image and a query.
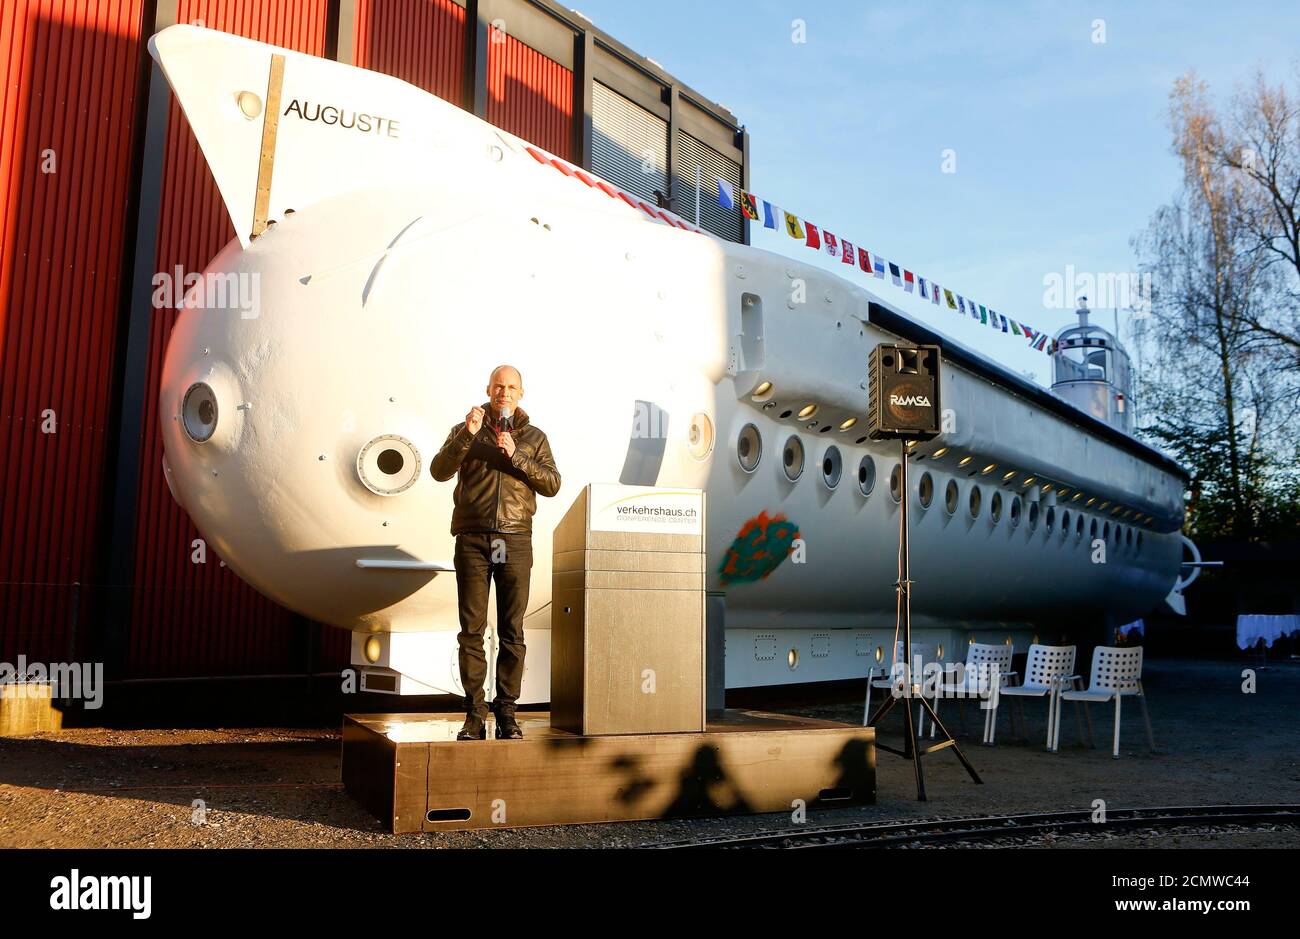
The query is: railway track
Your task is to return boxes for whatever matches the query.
[648,804,1300,849]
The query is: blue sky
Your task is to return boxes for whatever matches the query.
[572,0,1299,384]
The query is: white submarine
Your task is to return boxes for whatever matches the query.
[148,25,1191,702]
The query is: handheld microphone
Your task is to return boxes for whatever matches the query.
[499,404,514,434]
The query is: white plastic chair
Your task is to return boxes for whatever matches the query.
[933,642,1015,744]
[997,644,1076,750]
[1056,645,1155,758]
[864,641,940,737]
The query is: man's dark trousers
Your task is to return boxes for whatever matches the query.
[454,531,532,718]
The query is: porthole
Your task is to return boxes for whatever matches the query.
[821,445,843,489]
[1027,501,1039,531]
[1136,532,1144,552]
[944,479,959,515]
[968,485,982,519]
[736,423,762,473]
[1060,510,1070,539]
[357,433,421,496]
[874,646,884,663]
[1103,521,1111,543]
[858,455,877,496]
[1045,505,1055,533]
[237,90,263,119]
[1076,515,1085,541]
[787,648,799,670]
[782,435,805,481]
[181,382,219,443]
[918,471,934,508]
[1090,518,1099,542]
[1126,528,1134,548]
[1009,496,1022,528]
[990,491,1003,523]
[779,409,793,419]
[889,464,902,502]
[687,412,715,460]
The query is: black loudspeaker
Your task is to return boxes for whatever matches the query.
[867,343,942,440]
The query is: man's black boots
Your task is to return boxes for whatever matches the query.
[456,711,488,740]
[494,706,524,739]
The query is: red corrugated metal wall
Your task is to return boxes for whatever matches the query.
[352,0,465,106]
[127,0,350,677]
[487,31,573,162]
[0,0,147,663]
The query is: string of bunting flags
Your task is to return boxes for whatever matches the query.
[717,180,1059,355]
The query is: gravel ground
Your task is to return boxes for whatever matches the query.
[1,658,1296,848]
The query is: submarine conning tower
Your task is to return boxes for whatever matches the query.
[1049,298,1135,434]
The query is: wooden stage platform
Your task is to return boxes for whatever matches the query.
[342,709,876,833]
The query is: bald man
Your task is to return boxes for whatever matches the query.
[430,366,561,740]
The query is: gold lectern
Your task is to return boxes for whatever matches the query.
[550,483,706,735]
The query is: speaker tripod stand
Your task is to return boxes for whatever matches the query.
[866,437,983,801]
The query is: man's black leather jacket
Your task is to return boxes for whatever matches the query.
[430,403,561,535]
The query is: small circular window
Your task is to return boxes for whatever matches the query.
[687,412,715,460]
[737,423,762,473]
[782,435,805,481]
[1045,505,1055,533]
[1009,496,1023,528]
[945,479,959,515]
[1027,501,1039,531]
[858,455,876,496]
[990,491,1003,523]
[968,485,982,519]
[821,445,842,489]
[357,433,422,496]
[918,471,934,509]
[181,382,219,443]
[889,464,902,503]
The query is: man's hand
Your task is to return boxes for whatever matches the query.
[466,406,485,435]
[497,431,516,458]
